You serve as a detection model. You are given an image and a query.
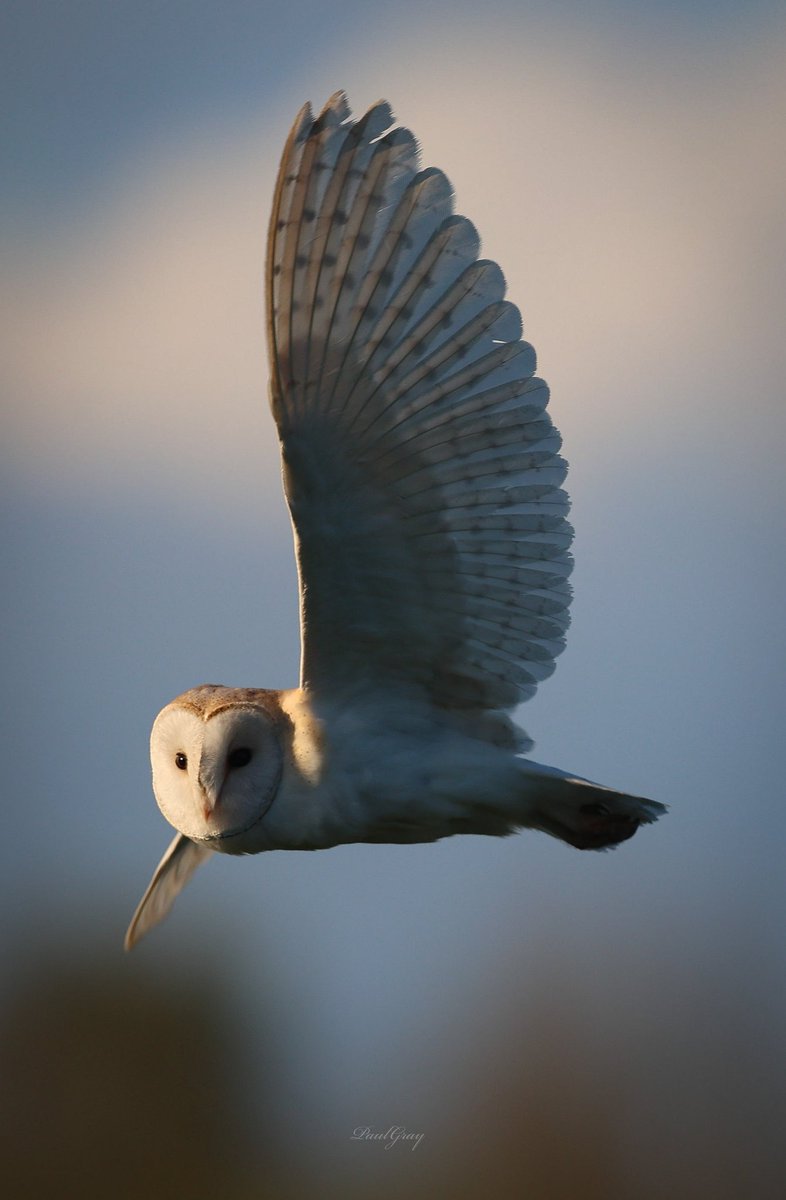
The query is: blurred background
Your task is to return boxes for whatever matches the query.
[2,1,785,1196]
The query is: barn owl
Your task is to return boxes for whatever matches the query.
[125,92,665,950]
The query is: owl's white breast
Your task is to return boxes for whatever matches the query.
[223,685,533,854]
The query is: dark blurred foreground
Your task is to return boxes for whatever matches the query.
[2,921,784,1200]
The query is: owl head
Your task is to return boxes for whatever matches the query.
[150,685,283,845]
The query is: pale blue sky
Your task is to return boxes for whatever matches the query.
[2,1,785,1190]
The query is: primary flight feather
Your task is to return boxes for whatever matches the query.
[125,92,665,951]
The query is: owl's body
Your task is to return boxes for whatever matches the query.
[152,683,654,855]
[126,92,665,950]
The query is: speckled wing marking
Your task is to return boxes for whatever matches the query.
[266,92,572,721]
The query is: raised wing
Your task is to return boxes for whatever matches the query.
[124,834,213,950]
[267,93,572,719]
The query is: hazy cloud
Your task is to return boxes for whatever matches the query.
[4,23,784,509]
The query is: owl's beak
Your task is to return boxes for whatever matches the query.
[196,777,221,823]
[196,757,228,826]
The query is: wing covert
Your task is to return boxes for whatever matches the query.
[266,93,572,721]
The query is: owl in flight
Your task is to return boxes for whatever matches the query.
[125,92,665,950]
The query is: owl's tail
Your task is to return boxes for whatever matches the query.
[519,760,667,850]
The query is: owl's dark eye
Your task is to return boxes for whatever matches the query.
[175,752,188,771]
[227,746,252,771]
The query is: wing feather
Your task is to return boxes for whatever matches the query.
[266,96,573,727]
[124,834,213,951]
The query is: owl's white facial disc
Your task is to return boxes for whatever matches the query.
[150,702,282,842]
